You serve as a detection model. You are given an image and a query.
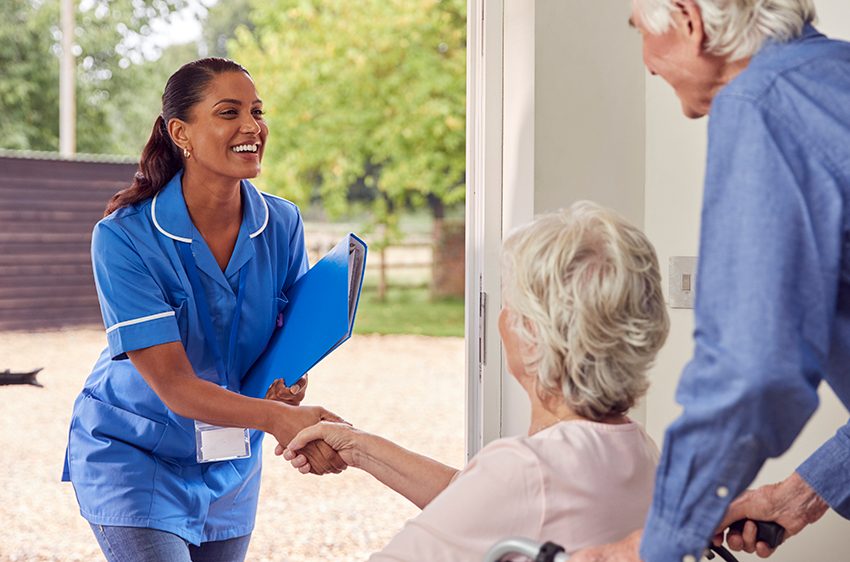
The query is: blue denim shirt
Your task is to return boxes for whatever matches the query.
[640,26,850,562]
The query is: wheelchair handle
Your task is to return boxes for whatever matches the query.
[484,537,569,562]
[728,519,785,549]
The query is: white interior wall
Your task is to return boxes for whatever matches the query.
[498,0,647,438]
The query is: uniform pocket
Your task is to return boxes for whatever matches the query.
[274,294,289,327]
[76,394,167,454]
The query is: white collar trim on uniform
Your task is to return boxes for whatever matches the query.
[151,191,192,244]
[247,181,269,239]
[149,171,270,243]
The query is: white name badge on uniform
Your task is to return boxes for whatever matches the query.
[194,421,251,463]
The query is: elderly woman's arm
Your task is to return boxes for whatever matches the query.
[283,422,459,509]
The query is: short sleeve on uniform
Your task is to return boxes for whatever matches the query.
[92,221,181,360]
[370,438,544,561]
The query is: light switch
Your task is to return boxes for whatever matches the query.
[669,256,697,309]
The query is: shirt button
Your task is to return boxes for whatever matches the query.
[716,486,730,498]
[683,555,696,562]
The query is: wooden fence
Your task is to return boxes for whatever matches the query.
[0,153,137,331]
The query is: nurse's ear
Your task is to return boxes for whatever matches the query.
[167,117,193,159]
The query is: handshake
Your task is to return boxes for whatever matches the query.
[263,377,360,476]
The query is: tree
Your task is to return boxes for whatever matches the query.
[200,0,253,58]
[0,0,190,155]
[230,0,466,297]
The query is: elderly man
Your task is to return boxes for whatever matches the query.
[572,1,850,561]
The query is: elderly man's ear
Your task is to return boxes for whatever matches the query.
[672,0,707,51]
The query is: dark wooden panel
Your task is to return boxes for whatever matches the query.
[0,253,91,266]
[0,157,137,183]
[0,312,103,332]
[0,156,137,331]
[0,263,94,276]
[0,209,104,223]
[0,271,95,288]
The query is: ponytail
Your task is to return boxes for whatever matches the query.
[103,57,251,216]
[104,116,182,216]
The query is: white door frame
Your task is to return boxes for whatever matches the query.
[465,0,536,459]
[465,0,504,459]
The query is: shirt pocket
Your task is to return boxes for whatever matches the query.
[274,294,289,328]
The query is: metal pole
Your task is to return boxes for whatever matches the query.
[60,0,76,157]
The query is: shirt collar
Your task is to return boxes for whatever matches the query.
[756,23,823,58]
[150,170,270,244]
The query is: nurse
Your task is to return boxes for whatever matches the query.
[62,58,345,562]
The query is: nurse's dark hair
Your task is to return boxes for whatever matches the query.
[104,58,251,216]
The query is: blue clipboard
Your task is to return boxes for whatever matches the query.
[242,233,367,397]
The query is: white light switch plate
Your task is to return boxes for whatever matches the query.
[669,256,697,309]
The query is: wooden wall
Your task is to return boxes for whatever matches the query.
[0,155,137,331]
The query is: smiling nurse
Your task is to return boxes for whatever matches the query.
[62,58,346,562]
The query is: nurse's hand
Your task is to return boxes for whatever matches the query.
[264,376,308,406]
[269,403,349,475]
[278,421,362,474]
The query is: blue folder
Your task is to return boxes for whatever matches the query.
[242,233,367,397]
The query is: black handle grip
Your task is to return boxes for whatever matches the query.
[728,519,786,549]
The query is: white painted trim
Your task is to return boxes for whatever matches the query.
[151,192,192,244]
[465,0,505,460]
[249,184,270,238]
[105,311,175,334]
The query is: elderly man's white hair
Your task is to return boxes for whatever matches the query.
[501,202,669,421]
[635,0,817,61]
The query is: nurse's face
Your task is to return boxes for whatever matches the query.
[180,71,268,181]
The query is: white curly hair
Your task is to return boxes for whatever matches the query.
[501,201,669,421]
[634,0,816,61]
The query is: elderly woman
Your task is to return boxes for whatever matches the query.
[283,201,670,560]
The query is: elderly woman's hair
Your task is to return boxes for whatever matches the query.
[635,0,816,61]
[501,201,669,421]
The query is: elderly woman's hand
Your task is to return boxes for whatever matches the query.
[264,376,308,406]
[278,421,363,474]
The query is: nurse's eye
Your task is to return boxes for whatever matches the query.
[219,109,238,118]
[252,108,265,118]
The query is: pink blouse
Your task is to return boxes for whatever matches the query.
[370,420,659,561]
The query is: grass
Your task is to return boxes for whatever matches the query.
[354,286,464,337]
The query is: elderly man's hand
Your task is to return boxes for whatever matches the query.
[264,376,308,406]
[569,530,643,562]
[713,472,828,557]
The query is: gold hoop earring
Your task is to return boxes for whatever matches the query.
[183,148,191,159]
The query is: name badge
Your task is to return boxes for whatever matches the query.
[194,420,251,463]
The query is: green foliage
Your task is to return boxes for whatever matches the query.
[230,0,466,246]
[1,0,61,150]
[355,287,463,337]
[200,0,254,58]
[0,0,190,155]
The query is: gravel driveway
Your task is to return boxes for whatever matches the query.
[0,329,464,561]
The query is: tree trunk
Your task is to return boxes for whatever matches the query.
[429,195,446,298]
[378,245,387,302]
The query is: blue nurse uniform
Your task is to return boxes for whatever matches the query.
[62,170,308,545]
